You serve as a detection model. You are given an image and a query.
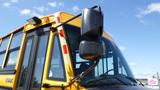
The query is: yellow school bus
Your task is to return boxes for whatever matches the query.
[0,6,151,90]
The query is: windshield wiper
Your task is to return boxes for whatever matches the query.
[124,76,137,83]
[67,60,99,87]
[123,76,144,86]
[84,75,129,86]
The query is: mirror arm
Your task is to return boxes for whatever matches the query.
[50,5,99,31]
[65,60,100,87]
[78,60,100,78]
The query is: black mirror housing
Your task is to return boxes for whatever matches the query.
[81,8,103,41]
[79,41,104,60]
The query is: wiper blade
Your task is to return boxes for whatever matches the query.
[124,76,137,83]
[85,75,105,84]
[114,75,138,86]
[124,76,144,86]
[114,75,129,85]
[84,75,129,86]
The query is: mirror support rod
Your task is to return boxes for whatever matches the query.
[51,5,99,31]
[65,60,100,87]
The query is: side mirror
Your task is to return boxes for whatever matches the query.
[79,6,104,61]
[79,41,104,60]
[81,7,103,41]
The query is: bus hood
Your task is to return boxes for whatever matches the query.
[87,86,153,90]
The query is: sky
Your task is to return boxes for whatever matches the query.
[0,0,160,77]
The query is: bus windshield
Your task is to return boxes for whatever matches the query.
[63,24,137,87]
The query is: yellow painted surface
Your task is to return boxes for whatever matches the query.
[59,12,81,27]
[103,32,114,42]
[0,75,15,87]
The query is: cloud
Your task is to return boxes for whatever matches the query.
[48,2,57,7]
[72,6,80,12]
[130,62,136,67]
[2,0,18,7]
[100,0,104,3]
[11,0,18,3]
[58,2,64,7]
[139,19,148,25]
[48,2,64,8]
[20,9,31,15]
[34,6,49,13]
[31,12,43,18]
[3,2,11,7]
[136,58,144,62]
[119,46,127,52]
[137,2,160,18]
[20,9,43,17]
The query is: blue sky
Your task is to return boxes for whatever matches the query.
[0,0,160,77]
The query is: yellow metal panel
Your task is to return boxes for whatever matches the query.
[41,31,67,90]
[24,15,56,32]
[102,32,114,42]
[41,30,71,90]
[0,75,15,88]
[13,33,26,90]
[42,31,69,84]
[42,31,53,82]
[59,12,81,27]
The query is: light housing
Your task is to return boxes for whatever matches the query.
[27,16,41,25]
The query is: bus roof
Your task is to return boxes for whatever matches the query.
[0,12,80,39]
[0,12,114,42]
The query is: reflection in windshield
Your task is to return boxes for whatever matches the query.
[63,24,137,86]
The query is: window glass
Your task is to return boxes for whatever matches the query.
[0,54,5,68]
[0,37,10,52]
[6,50,19,66]
[118,57,127,76]
[48,35,65,80]
[75,56,91,75]
[5,32,23,68]
[10,32,23,49]
[32,34,48,88]
[0,37,10,68]
[19,37,33,87]
[107,56,114,75]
